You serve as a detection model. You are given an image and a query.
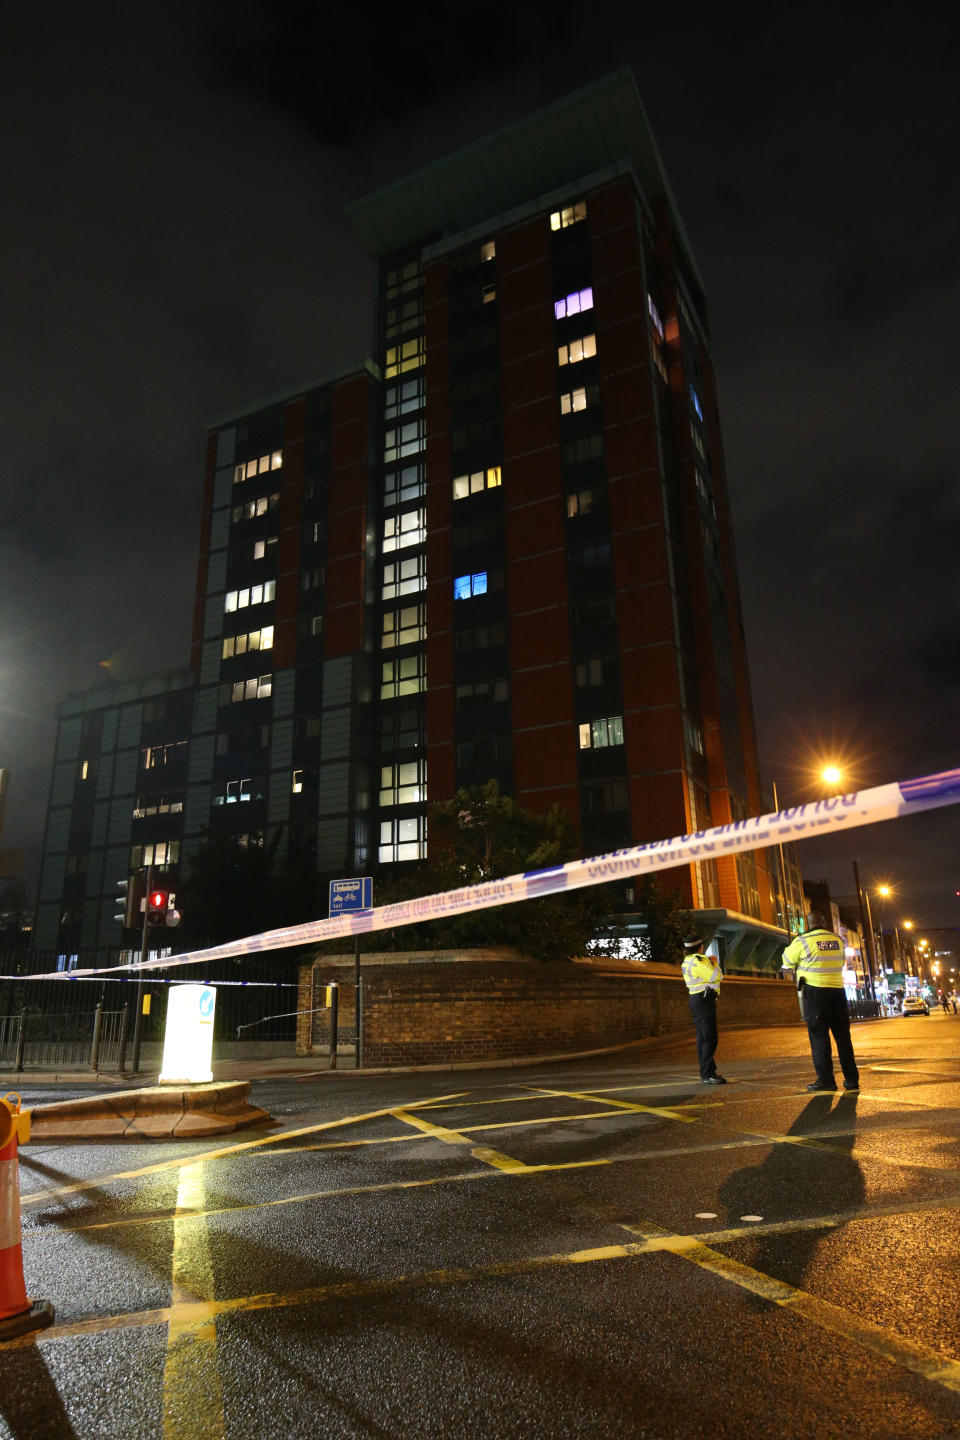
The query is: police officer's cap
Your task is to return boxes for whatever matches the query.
[682,934,702,949]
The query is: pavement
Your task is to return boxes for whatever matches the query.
[0,1028,758,1091]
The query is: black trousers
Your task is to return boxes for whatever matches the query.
[801,984,859,1087]
[689,991,719,1079]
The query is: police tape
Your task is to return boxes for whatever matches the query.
[23,765,960,982]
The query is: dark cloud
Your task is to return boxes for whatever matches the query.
[1,2,957,926]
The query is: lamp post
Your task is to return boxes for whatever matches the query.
[771,779,793,933]
[852,858,877,1002]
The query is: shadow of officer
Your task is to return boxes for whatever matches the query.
[717,1090,863,1299]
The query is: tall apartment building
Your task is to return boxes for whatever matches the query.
[35,71,789,968]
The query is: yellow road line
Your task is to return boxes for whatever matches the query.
[162,1163,226,1440]
[391,1105,530,1172]
[390,1108,474,1146]
[19,1091,467,1209]
[616,1220,960,1394]
[11,1216,960,1396]
[523,1084,696,1123]
[29,1122,960,1240]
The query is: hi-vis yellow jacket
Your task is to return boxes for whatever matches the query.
[682,953,722,996]
[780,928,846,988]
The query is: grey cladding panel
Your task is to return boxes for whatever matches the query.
[215,429,236,468]
[188,734,216,783]
[322,656,354,708]
[209,508,231,553]
[184,784,212,837]
[117,706,143,750]
[317,762,349,814]
[200,638,222,687]
[206,550,227,593]
[320,708,350,762]
[316,818,349,871]
[192,686,219,736]
[111,749,139,798]
[108,799,134,847]
[50,761,77,808]
[214,465,234,507]
[90,802,110,848]
[271,718,294,770]
[55,718,83,764]
[204,595,224,641]
[102,710,119,751]
[43,809,71,854]
[272,669,296,719]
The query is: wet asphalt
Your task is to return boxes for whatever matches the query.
[3,1012,960,1439]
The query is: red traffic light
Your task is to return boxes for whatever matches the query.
[147,889,169,923]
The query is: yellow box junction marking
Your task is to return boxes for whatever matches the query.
[162,1162,226,1440]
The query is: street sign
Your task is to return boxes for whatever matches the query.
[328,877,373,916]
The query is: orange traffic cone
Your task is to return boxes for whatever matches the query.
[0,1093,54,1342]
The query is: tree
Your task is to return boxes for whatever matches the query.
[589,874,690,967]
[365,782,617,963]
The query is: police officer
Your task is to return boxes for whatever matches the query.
[780,910,860,1092]
[681,935,726,1084]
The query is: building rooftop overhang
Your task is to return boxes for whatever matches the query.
[345,68,706,304]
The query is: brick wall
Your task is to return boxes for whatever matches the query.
[298,950,800,1065]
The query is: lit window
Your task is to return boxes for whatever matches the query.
[382,605,426,648]
[384,462,425,506]
[554,287,594,321]
[234,451,282,484]
[384,337,425,378]
[454,572,488,600]
[384,418,425,462]
[133,841,180,867]
[481,241,496,262]
[292,769,303,795]
[252,537,278,561]
[652,347,669,384]
[560,387,589,415]
[224,580,276,613]
[382,553,426,600]
[379,760,427,806]
[230,674,272,703]
[378,815,427,864]
[557,334,597,367]
[78,759,89,780]
[380,654,426,700]
[578,715,625,750]
[383,508,426,551]
[222,626,274,660]
[566,487,602,518]
[550,201,587,231]
[452,466,501,500]
[688,383,704,423]
[384,377,424,420]
[647,294,665,341]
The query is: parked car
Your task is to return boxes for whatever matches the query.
[901,995,929,1016]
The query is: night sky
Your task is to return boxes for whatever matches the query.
[3,4,958,928]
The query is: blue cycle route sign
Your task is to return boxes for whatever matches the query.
[328,877,373,917]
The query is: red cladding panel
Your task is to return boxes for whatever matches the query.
[513,725,578,793]
[325,375,371,659]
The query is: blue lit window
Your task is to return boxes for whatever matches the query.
[688,383,704,423]
[554,287,594,321]
[454,572,488,600]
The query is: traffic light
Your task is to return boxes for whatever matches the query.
[146,889,169,924]
[114,878,132,926]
